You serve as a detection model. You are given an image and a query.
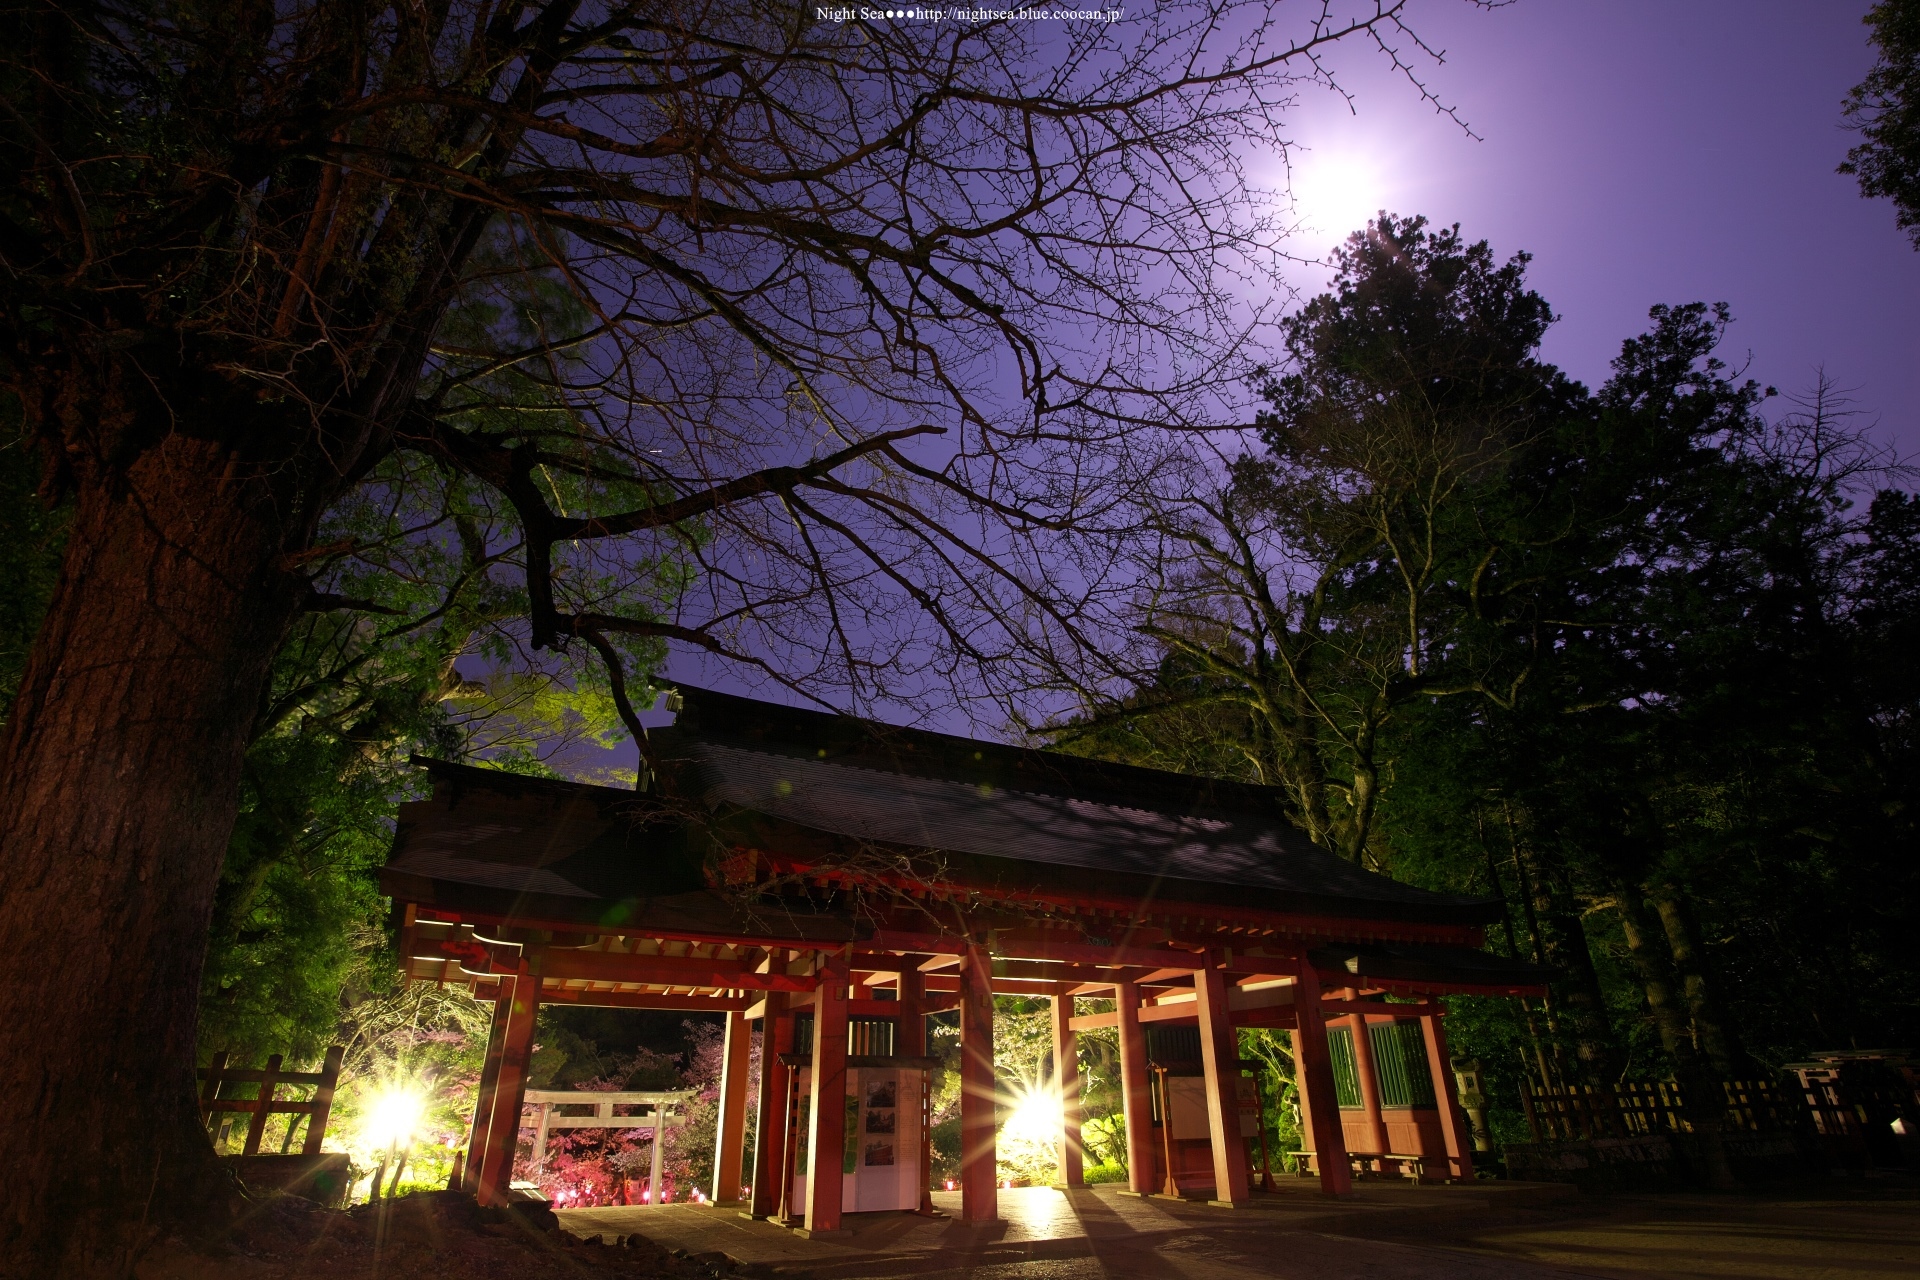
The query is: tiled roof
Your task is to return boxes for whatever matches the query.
[386,775,682,903]
[380,763,861,939]
[654,687,1498,925]
[380,688,1499,929]
[678,738,1481,916]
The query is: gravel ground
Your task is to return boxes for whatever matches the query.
[132,1190,770,1280]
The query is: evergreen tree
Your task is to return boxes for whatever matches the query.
[1844,0,1920,247]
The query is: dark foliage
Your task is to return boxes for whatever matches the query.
[1061,216,1920,1138]
[1844,0,1920,247]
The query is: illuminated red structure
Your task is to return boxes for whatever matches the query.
[380,689,1547,1229]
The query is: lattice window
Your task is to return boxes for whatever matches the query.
[789,1012,897,1056]
[1368,1020,1436,1108]
[1327,1027,1362,1108]
[849,1017,896,1056]
[1325,1021,1435,1109]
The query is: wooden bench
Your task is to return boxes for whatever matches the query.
[1378,1153,1426,1184]
[1288,1150,1429,1183]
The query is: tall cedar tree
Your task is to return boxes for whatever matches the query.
[1062,221,1920,1125]
[1062,216,1582,864]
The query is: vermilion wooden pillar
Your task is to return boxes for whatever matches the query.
[897,969,933,1212]
[461,982,513,1193]
[898,969,926,1055]
[1293,1015,1321,1172]
[1291,960,1353,1197]
[476,972,541,1206]
[1051,990,1084,1188]
[746,993,790,1218]
[1115,979,1156,1195]
[712,1009,753,1204]
[958,939,998,1222]
[1421,1005,1474,1181]
[1194,960,1251,1207]
[802,953,851,1236]
[1347,1008,1390,1158]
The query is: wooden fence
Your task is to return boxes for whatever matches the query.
[199,1047,344,1157]
[1791,1067,1919,1167]
[1521,1077,1815,1141]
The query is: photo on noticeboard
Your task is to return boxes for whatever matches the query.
[864,1140,895,1166]
[865,1107,896,1133]
[866,1080,897,1109]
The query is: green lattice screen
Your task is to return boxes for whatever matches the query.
[1325,1021,1436,1108]
[1368,1020,1436,1107]
[1326,1027,1362,1108]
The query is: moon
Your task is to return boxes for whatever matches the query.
[1290,150,1389,247]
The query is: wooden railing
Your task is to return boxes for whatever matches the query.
[1793,1071,1918,1165]
[1520,1077,1807,1142]
[199,1046,343,1157]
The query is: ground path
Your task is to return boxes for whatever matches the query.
[1446,1181,1919,1280]
[557,1178,1920,1280]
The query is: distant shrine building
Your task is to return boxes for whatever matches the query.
[379,689,1549,1228]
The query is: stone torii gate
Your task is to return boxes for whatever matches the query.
[381,688,1551,1230]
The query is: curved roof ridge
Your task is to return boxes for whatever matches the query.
[662,685,1299,819]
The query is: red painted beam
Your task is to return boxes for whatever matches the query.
[538,988,754,1012]
[408,934,821,992]
[867,929,1208,971]
[409,905,859,955]
[537,949,819,991]
[1069,1002,1209,1030]
[1319,1000,1436,1018]
[990,959,1164,985]
[849,952,941,972]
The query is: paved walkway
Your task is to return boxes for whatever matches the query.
[557,1181,1587,1279]
[559,1177,1920,1280]
[1445,1181,1920,1280]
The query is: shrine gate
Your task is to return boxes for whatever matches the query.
[379,688,1548,1232]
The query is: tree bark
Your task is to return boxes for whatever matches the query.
[1509,828,1616,1083]
[0,425,314,1275]
[1614,882,1694,1065]
[1650,884,1747,1076]
[1539,894,1616,1084]
[1504,839,1564,1086]
[1615,879,1736,1189]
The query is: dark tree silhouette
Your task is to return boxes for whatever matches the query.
[1843,0,1920,246]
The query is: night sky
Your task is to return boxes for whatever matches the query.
[1275,0,1918,451]
[607,1,1920,737]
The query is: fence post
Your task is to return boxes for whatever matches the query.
[304,1045,344,1156]
[201,1052,228,1129]
[243,1055,283,1155]
[1519,1079,1542,1142]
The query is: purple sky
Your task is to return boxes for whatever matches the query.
[1272,0,1918,449]
[573,1,1920,754]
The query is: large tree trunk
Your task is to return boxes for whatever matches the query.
[0,426,312,1275]
[1508,828,1617,1083]
[1650,884,1748,1076]
[1614,882,1694,1065]
[1615,879,1736,1189]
